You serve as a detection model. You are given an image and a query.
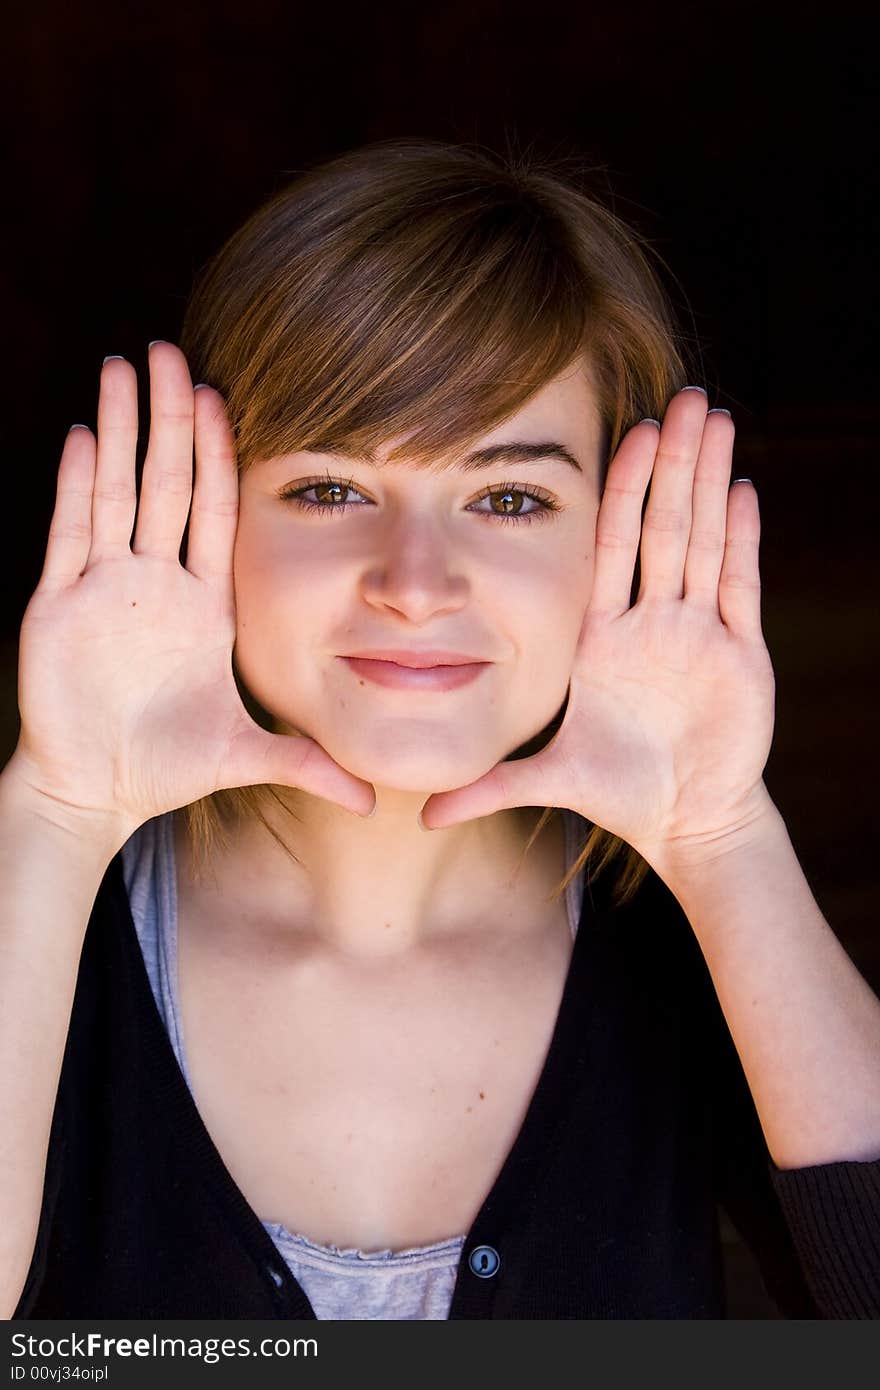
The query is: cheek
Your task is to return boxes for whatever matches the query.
[497,555,588,720]
[516,536,591,639]
[232,522,329,616]
[230,525,330,710]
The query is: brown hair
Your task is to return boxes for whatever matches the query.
[177,137,701,911]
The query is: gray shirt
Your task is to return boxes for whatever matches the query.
[121,809,586,1319]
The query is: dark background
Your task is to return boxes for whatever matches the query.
[2,0,877,1318]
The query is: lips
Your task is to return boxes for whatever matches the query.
[339,655,490,691]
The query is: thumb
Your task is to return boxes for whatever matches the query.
[419,751,562,831]
[217,723,376,818]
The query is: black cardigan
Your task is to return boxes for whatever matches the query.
[12,849,880,1319]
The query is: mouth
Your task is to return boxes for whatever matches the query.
[338,655,491,692]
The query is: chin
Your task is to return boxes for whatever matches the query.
[315,721,559,795]
[322,745,504,795]
[262,690,570,788]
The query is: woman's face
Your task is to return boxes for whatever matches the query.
[232,358,604,793]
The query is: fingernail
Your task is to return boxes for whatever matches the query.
[681,385,708,395]
[148,340,167,350]
[68,423,90,433]
[363,798,378,819]
[193,383,211,392]
[103,355,124,365]
[639,417,661,427]
[732,477,753,485]
[709,407,732,418]
[417,810,431,831]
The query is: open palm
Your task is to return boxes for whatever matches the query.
[419,388,777,859]
[13,344,376,836]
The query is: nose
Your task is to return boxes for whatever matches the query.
[359,509,470,623]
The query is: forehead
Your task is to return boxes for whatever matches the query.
[246,357,601,480]
[352,358,599,470]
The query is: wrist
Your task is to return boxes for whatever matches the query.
[0,750,138,861]
[636,785,785,887]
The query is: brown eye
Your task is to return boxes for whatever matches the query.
[468,483,559,526]
[312,482,350,505]
[492,489,526,515]
[277,475,368,513]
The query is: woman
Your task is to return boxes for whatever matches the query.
[3,139,880,1320]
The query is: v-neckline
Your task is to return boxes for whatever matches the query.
[109,822,602,1320]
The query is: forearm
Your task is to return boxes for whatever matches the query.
[647,797,880,1172]
[0,759,126,1317]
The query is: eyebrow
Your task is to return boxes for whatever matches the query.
[455,441,583,474]
[301,439,584,474]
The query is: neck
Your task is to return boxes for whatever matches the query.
[173,788,566,961]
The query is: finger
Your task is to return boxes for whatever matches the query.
[183,383,240,583]
[418,752,564,831]
[717,479,762,638]
[131,342,195,558]
[37,425,97,590]
[89,356,139,560]
[216,725,377,819]
[683,409,735,608]
[637,387,707,603]
[586,420,658,617]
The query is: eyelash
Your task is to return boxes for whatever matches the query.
[275,474,561,526]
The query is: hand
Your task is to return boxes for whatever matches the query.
[419,388,777,862]
[12,342,376,838]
